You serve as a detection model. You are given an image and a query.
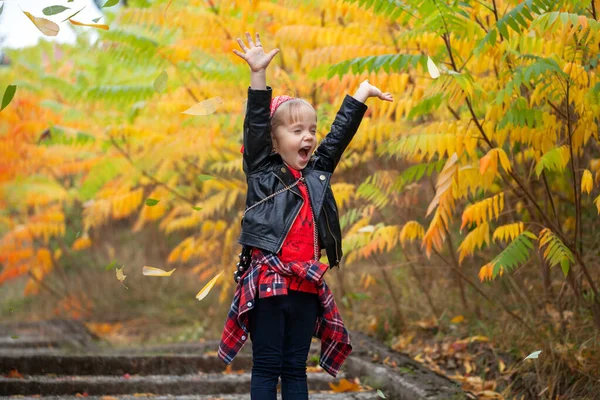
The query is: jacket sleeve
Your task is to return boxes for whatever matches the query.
[313,94,368,173]
[243,86,273,174]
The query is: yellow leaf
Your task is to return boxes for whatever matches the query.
[116,266,127,288]
[451,315,465,324]
[142,266,176,277]
[595,194,600,214]
[181,97,223,116]
[498,359,506,373]
[196,271,223,301]
[69,19,109,30]
[23,11,59,36]
[581,169,593,194]
[329,378,362,392]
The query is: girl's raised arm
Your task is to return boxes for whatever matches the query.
[233,33,280,173]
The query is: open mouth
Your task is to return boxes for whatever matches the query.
[298,146,311,160]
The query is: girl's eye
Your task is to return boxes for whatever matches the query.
[294,130,301,134]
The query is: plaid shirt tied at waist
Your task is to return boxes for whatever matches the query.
[217,249,352,377]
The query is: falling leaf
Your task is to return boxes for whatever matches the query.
[116,266,128,288]
[154,71,168,93]
[192,206,203,211]
[105,261,117,271]
[69,19,109,30]
[377,389,386,398]
[76,231,81,238]
[427,56,440,79]
[329,378,362,392]
[145,198,160,206]
[11,335,19,339]
[181,97,223,116]
[43,5,70,15]
[142,266,176,277]
[0,3,4,17]
[61,6,86,22]
[102,0,119,7]
[197,174,214,182]
[23,11,60,36]
[524,350,541,360]
[196,271,223,301]
[92,16,103,23]
[1,85,16,112]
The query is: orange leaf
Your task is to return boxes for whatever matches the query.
[23,11,59,36]
[329,378,362,392]
[69,19,109,30]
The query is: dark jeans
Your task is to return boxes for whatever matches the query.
[248,290,320,400]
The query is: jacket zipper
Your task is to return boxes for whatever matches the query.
[323,207,340,265]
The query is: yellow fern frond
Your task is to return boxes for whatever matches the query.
[493,222,524,242]
[457,222,490,263]
[399,221,425,247]
[331,183,356,210]
[422,209,448,258]
[461,193,505,230]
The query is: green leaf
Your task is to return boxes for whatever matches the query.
[103,0,120,7]
[377,389,386,398]
[154,71,168,93]
[92,16,103,23]
[105,261,117,271]
[1,85,16,112]
[197,174,214,182]
[43,6,70,16]
[61,6,86,22]
[0,3,4,16]
[192,206,203,211]
[145,198,160,206]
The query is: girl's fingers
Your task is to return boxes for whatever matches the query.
[255,32,262,47]
[236,37,249,52]
[232,49,246,60]
[266,48,280,62]
[245,32,255,47]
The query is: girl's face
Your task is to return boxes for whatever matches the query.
[271,104,317,171]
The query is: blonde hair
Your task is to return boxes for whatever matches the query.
[270,99,317,132]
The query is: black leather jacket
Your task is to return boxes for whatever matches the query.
[239,87,368,268]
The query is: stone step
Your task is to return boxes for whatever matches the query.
[0,354,253,376]
[0,393,380,400]
[0,336,68,349]
[0,372,349,396]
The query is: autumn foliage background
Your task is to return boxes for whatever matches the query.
[1,0,600,397]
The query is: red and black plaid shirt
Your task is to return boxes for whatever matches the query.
[218,250,352,377]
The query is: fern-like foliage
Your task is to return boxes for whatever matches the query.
[493,222,525,243]
[538,228,575,276]
[535,145,571,177]
[327,54,428,78]
[476,0,558,53]
[341,0,415,23]
[457,222,490,263]
[479,231,537,281]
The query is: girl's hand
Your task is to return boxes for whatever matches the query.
[357,79,393,102]
[233,32,280,72]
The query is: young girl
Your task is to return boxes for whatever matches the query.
[218,32,392,400]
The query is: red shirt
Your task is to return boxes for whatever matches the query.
[255,166,320,295]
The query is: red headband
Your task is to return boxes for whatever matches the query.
[240,95,295,154]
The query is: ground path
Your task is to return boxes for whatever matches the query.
[0,320,470,399]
